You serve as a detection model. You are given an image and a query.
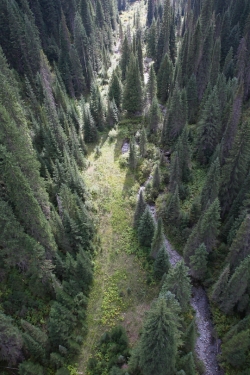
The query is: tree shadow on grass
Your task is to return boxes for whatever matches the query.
[122,168,136,197]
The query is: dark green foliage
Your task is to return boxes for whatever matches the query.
[123,54,143,115]
[83,105,98,143]
[149,96,161,133]
[87,326,129,375]
[200,158,220,211]
[200,0,213,35]
[184,198,220,263]
[152,164,161,190]
[220,120,250,217]
[190,243,208,280]
[90,82,106,131]
[147,19,157,60]
[178,352,195,375]
[109,72,122,109]
[21,320,48,362]
[183,319,196,354]
[161,86,187,147]
[210,38,221,87]
[50,352,65,369]
[196,25,213,101]
[221,330,250,368]
[140,127,147,157]
[120,35,130,81]
[134,190,147,227]
[151,218,164,258]
[147,64,157,103]
[219,256,250,314]
[129,298,179,375]
[138,206,156,248]
[187,74,198,124]
[196,87,221,164]
[161,260,191,312]
[166,185,181,226]
[169,153,180,193]
[227,215,250,270]
[19,361,44,375]
[157,53,173,103]
[0,313,23,366]
[212,264,230,305]
[153,243,171,278]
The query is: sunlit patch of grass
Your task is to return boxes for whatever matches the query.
[78,131,158,373]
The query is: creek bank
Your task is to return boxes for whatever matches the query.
[134,169,224,375]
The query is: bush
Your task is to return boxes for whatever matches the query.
[108,128,118,142]
[50,352,65,369]
[119,153,129,168]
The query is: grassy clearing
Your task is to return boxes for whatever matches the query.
[78,132,158,373]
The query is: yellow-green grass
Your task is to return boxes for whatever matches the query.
[78,132,158,373]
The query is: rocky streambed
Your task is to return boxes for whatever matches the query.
[130,160,224,375]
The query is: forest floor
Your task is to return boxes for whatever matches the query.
[78,134,159,373]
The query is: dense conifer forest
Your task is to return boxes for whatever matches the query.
[1,0,250,374]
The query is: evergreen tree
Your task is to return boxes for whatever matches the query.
[183,319,196,354]
[123,54,143,115]
[147,64,157,103]
[178,352,196,375]
[149,96,161,133]
[210,38,221,87]
[162,260,191,312]
[169,152,180,193]
[166,185,181,225]
[200,158,220,211]
[220,120,250,217]
[147,19,157,60]
[138,206,156,248]
[220,256,250,314]
[221,9,231,67]
[153,243,171,278]
[196,87,221,164]
[157,53,173,103]
[187,19,202,78]
[169,14,176,65]
[19,361,44,375]
[184,198,220,263]
[120,35,130,81]
[134,190,147,227]
[131,298,179,375]
[196,25,213,101]
[83,105,98,143]
[190,243,208,280]
[200,0,213,35]
[187,74,198,124]
[227,215,250,270]
[161,85,187,146]
[212,264,230,305]
[147,0,154,26]
[156,0,171,71]
[151,217,164,258]
[21,320,49,362]
[109,71,122,109]
[137,33,144,81]
[140,127,147,157]
[0,313,23,366]
[152,164,161,190]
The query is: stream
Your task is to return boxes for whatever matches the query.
[123,146,224,375]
